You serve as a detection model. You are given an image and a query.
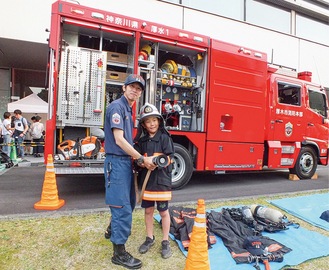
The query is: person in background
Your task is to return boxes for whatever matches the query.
[103,74,156,269]
[1,112,14,156]
[0,117,3,151]
[12,109,29,158]
[30,115,44,157]
[23,116,35,156]
[134,103,174,259]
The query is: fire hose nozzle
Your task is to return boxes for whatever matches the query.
[152,154,169,168]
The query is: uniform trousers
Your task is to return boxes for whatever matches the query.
[104,154,136,244]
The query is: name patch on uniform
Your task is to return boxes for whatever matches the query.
[112,113,121,125]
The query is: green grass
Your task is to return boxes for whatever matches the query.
[0,190,328,270]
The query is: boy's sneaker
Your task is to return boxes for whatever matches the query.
[161,240,172,259]
[138,236,155,254]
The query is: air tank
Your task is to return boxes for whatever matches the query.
[250,205,284,223]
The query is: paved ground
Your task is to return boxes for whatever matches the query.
[0,153,328,219]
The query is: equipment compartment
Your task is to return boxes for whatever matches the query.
[138,41,207,132]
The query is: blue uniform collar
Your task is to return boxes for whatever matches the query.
[120,95,132,113]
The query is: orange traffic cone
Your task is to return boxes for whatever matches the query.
[184,199,210,270]
[34,154,65,210]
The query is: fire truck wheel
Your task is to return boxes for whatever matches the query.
[171,143,193,190]
[289,146,317,179]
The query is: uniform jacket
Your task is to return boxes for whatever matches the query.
[134,129,174,192]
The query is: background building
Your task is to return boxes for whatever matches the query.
[0,0,328,117]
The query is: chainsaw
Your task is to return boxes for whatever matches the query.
[55,136,103,160]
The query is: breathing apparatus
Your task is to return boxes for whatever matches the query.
[250,205,299,232]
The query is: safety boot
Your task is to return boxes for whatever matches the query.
[112,243,142,269]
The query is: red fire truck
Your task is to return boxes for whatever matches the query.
[45,0,329,189]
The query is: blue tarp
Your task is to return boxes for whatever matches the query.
[155,202,329,269]
[269,193,329,231]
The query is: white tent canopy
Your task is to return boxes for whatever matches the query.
[7,93,48,114]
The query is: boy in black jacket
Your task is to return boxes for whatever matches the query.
[134,103,175,259]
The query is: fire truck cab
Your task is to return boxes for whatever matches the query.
[46,1,329,189]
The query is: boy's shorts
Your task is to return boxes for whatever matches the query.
[141,200,169,211]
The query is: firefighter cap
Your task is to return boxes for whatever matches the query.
[243,236,265,256]
[139,103,162,123]
[124,74,145,91]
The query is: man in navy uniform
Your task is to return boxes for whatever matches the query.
[104,74,156,269]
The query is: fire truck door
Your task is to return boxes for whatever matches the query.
[306,87,329,142]
[272,81,305,142]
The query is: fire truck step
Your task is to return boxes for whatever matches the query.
[55,167,104,175]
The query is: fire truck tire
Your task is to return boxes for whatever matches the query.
[289,146,317,179]
[171,143,193,190]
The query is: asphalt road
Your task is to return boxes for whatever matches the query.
[0,165,328,218]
